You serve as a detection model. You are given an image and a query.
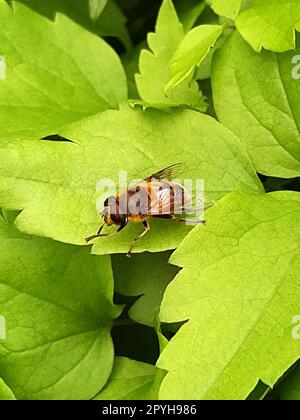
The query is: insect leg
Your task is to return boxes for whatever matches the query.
[85,224,105,242]
[126,220,150,258]
[85,223,126,243]
[97,224,105,235]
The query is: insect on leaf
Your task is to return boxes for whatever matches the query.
[0,106,263,254]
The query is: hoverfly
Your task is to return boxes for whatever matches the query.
[86,163,206,257]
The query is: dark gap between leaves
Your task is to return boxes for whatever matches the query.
[259,174,300,193]
[112,323,159,365]
[41,134,75,143]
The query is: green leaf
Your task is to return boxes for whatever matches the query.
[0,378,15,400]
[166,24,224,90]
[15,0,131,50]
[211,0,242,19]
[0,0,127,141]
[0,106,262,254]
[88,0,107,20]
[158,191,300,399]
[236,0,300,52]
[195,26,232,80]
[135,0,207,111]
[112,252,179,327]
[0,214,120,400]
[212,32,300,178]
[122,42,146,99]
[95,0,132,50]
[94,357,159,400]
[176,0,206,32]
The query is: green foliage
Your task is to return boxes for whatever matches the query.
[236,0,300,52]
[96,0,132,49]
[88,0,107,20]
[210,0,300,53]
[95,357,160,399]
[14,0,131,49]
[0,0,127,141]
[0,105,262,253]
[0,378,15,400]
[158,192,300,399]
[211,0,243,20]
[166,24,224,90]
[176,0,206,32]
[212,32,300,178]
[0,213,120,399]
[135,0,207,111]
[113,252,179,327]
[0,0,299,401]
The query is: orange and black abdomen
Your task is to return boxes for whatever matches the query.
[119,181,189,221]
[152,181,189,215]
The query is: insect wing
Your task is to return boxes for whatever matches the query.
[144,163,186,182]
[148,182,191,216]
